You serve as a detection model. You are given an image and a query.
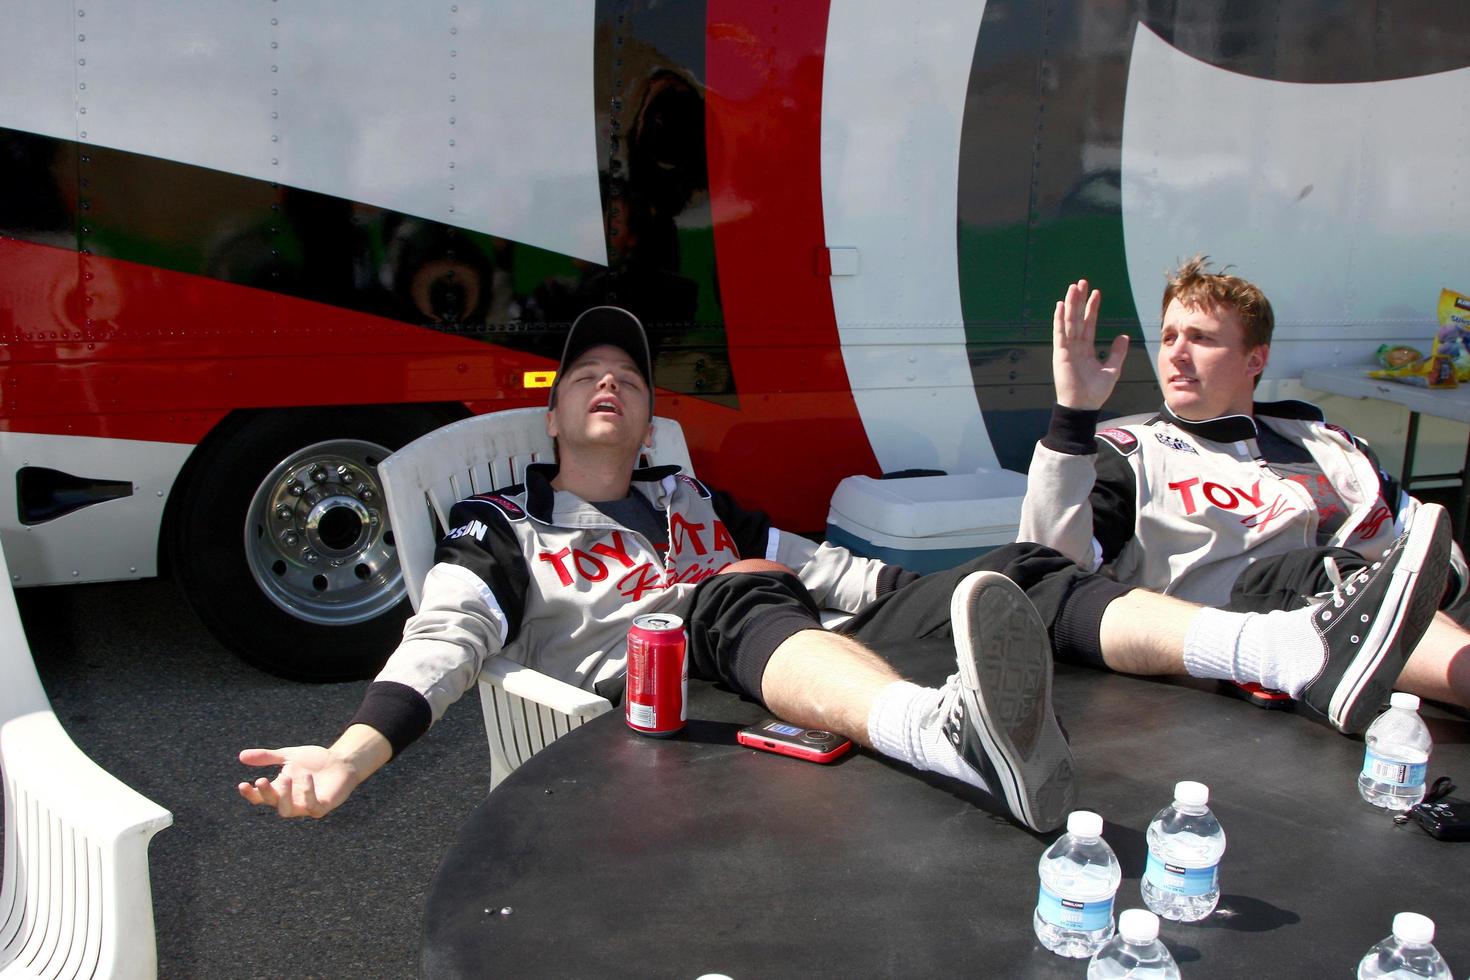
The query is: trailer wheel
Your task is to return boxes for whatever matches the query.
[169,407,448,680]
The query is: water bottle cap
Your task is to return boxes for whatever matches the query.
[1118,908,1160,943]
[1389,692,1421,711]
[1392,912,1434,944]
[1066,810,1104,837]
[1174,780,1209,806]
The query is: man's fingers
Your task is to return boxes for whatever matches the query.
[237,775,287,811]
[237,774,321,819]
[239,747,288,767]
[1068,284,1098,343]
[1063,282,1085,340]
[1085,287,1102,334]
[301,773,323,818]
[275,775,298,818]
[1057,280,1099,345]
[1103,332,1129,371]
[254,776,281,807]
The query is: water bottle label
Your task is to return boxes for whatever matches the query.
[1035,883,1113,931]
[1361,749,1427,788]
[1144,853,1218,896]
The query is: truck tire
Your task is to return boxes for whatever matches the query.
[169,406,449,680]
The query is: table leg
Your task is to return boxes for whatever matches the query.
[1456,430,1470,542]
[1402,410,1420,486]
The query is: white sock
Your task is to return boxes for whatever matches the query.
[866,680,990,792]
[1182,605,1324,697]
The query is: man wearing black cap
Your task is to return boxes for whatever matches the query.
[240,306,1443,833]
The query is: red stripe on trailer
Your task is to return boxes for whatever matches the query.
[702,1,881,514]
[0,238,555,444]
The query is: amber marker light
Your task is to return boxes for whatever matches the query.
[522,370,556,389]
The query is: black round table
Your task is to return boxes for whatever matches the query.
[420,660,1469,979]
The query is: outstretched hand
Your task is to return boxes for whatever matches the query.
[237,744,361,819]
[1052,278,1129,411]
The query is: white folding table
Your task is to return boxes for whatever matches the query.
[1301,365,1470,534]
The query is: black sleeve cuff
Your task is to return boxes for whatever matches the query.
[348,681,433,758]
[877,563,921,596]
[1041,405,1101,455]
[727,609,826,701]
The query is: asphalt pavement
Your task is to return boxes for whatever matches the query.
[15,578,490,980]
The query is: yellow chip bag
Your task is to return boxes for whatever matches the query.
[1368,360,1438,386]
[1433,288,1470,381]
[1367,289,1470,387]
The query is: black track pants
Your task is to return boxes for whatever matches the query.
[683,543,1134,700]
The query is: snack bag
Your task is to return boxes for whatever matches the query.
[1433,288,1470,381]
[1367,289,1470,388]
[1368,343,1435,386]
[1369,360,1439,386]
[1376,344,1424,370]
[1426,353,1459,388]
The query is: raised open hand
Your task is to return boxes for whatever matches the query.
[1052,279,1129,411]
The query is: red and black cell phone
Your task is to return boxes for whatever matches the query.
[1224,680,1292,709]
[737,719,853,764]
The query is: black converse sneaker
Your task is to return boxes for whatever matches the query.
[936,570,1076,832]
[1300,503,1451,734]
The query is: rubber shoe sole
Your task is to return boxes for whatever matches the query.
[950,571,1076,832]
[1317,503,1451,734]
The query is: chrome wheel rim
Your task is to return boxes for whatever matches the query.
[244,438,404,625]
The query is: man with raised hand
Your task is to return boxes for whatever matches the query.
[240,304,1448,831]
[1019,257,1467,720]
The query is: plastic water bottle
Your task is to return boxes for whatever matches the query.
[1140,780,1226,922]
[1034,810,1121,958]
[1359,693,1432,810]
[1357,912,1453,979]
[1087,909,1182,979]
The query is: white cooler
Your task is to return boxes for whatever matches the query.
[824,469,1031,574]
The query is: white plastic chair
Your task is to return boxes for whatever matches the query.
[378,407,693,788]
[0,545,173,979]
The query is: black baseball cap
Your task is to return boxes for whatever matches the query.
[550,306,654,409]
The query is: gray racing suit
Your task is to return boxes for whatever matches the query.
[1017,400,1414,606]
[351,462,895,753]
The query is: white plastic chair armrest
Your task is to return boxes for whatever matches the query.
[2,711,172,980]
[478,657,613,719]
[1,712,173,841]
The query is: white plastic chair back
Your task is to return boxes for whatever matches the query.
[0,545,173,979]
[378,407,693,787]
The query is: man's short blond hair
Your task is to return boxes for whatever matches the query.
[1161,255,1274,350]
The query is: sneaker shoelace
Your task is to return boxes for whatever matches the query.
[1312,556,1375,611]
[935,672,964,748]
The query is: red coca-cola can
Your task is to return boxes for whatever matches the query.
[625,613,687,737]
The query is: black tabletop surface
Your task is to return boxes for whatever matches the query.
[420,657,1469,980]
